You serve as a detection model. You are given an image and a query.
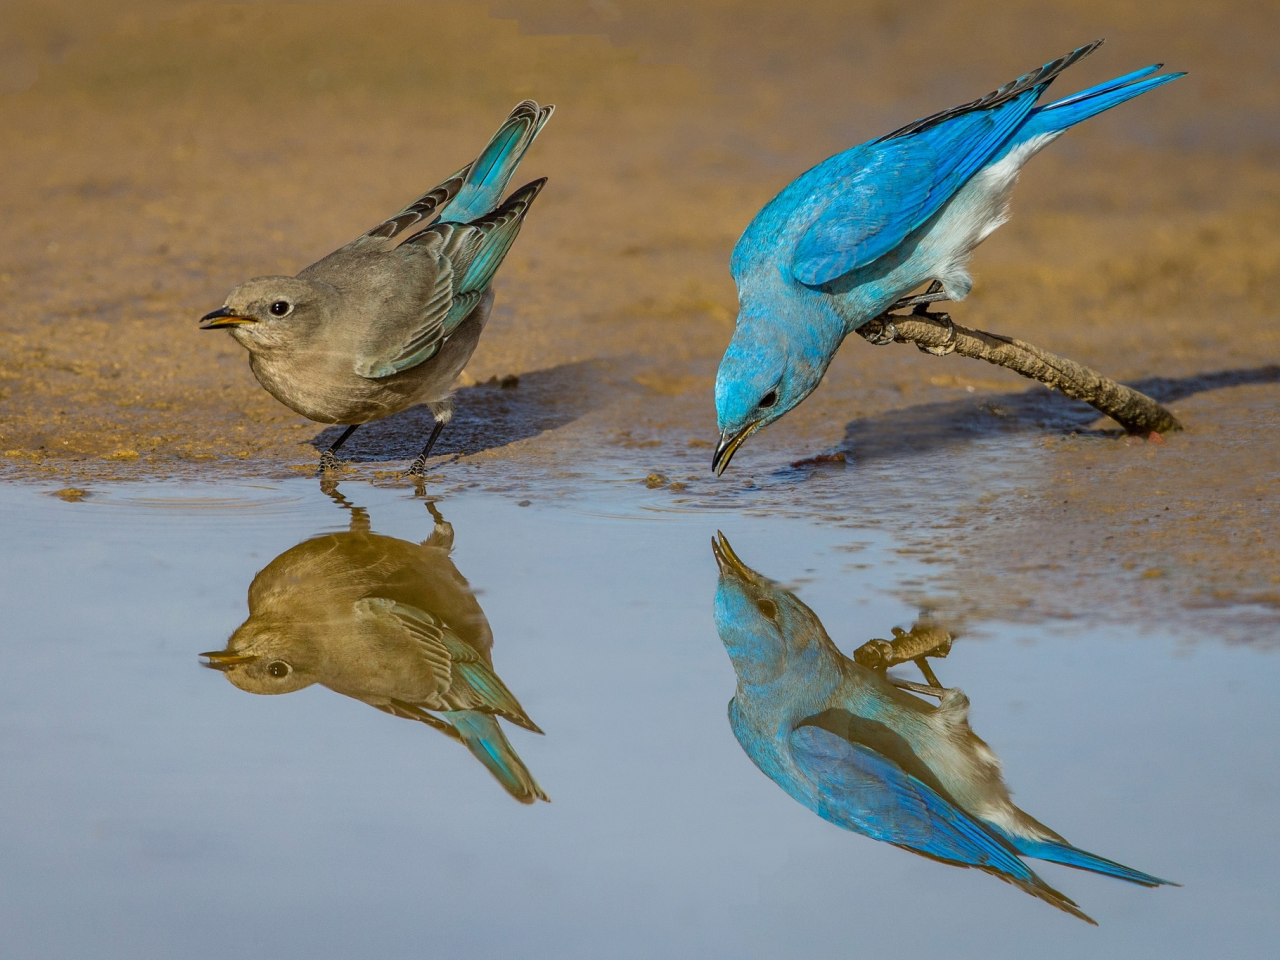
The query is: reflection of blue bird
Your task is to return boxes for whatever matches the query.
[711,534,1174,922]
[712,41,1183,473]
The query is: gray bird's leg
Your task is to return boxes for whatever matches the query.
[424,501,455,550]
[319,424,360,473]
[406,400,453,477]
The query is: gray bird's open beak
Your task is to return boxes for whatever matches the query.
[200,307,257,329]
[200,649,257,671]
[712,531,754,580]
[712,424,753,477]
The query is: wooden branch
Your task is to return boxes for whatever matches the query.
[856,310,1183,435]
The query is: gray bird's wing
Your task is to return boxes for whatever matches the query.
[360,166,471,244]
[352,178,546,379]
[435,630,543,733]
[367,597,541,733]
[351,597,454,687]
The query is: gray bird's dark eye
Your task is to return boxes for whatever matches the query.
[759,390,778,409]
[266,660,291,678]
[269,300,291,317]
[756,598,778,621]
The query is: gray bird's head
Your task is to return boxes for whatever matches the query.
[200,276,333,353]
[201,616,316,695]
[713,317,830,476]
[712,532,824,687]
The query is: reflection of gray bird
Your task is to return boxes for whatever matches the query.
[200,101,552,474]
[203,500,548,803]
[712,533,1173,922]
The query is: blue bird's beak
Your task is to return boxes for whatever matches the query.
[200,307,257,329]
[712,531,755,580]
[712,425,754,477]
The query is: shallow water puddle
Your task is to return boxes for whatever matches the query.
[0,480,1275,958]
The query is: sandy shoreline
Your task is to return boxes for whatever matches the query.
[1,0,1277,635]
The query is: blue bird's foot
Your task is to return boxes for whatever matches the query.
[863,316,900,345]
[913,311,957,357]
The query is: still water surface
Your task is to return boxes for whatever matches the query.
[0,480,1275,958]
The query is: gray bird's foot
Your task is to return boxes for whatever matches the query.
[404,454,430,478]
[318,450,348,474]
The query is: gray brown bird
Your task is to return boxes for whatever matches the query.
[202,498,549,803]
[201,101,553,474]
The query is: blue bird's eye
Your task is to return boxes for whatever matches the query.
[759,390,778,409]
[269,300,292,317]
[755,598,778,621]
[266,660,291,678]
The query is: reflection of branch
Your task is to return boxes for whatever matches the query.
[854,622,953,671]
[857,308,1183,436]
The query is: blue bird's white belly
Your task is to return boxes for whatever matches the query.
[915,131,1060,301]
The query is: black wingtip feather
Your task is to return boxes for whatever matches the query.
[879,39,1106,142]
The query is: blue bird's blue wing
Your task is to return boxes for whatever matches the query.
[790,724,1024,869]
[791,41,1104,285]
[790,98,1037,286]
[790,724,1096,922]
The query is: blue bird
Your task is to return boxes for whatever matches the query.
[712,41,1183,474]
[711,533,1175,922]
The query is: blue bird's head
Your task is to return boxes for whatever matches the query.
[712,532,825,687]
[713,317,827,475]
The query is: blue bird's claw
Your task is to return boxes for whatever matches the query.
[915,313,957,356]
[863,316,899,346]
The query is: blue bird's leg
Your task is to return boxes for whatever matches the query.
[914,657,943,689]
[886,279,949,313]
[888,677,949,698]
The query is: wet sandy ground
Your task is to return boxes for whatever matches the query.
[1,0,1278,636]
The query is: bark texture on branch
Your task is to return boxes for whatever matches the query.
[857,311,1183,435]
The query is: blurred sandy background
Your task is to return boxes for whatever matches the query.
[1,0,1277,629]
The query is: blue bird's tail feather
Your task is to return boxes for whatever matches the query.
[1002,835,1177,887]
[446,710,550,804]
[442,100,554,224]
[1020,67,1184,139]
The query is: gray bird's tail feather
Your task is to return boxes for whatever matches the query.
[441,100,554,223]
[446,709,550,804]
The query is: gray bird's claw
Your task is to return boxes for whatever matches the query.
[404,455,429,478]
[865,317,899,345]
[318,450,347,474]
[916,313,957,356]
